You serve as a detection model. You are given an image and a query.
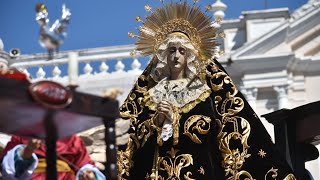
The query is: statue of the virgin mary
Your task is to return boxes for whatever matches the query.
[117,2,296,180]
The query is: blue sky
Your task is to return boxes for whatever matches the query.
[0,0,307,55]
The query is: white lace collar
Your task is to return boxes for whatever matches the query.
[148,78,210,108]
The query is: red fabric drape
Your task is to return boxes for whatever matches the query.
[1,135,94,180]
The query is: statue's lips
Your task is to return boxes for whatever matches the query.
[173,61,182,67]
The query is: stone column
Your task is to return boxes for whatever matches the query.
[0,38,11,150]
[0,38,9,70]
[274,85,289,109]
[209,1,227,58]
[209,0,227,23]
[243,87,258,110]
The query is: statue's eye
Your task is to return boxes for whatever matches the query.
[179,47,186,55]
[169,47,176,53]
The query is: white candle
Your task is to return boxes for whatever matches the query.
[68,52,78,86]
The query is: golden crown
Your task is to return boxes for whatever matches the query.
[129,1,221,61]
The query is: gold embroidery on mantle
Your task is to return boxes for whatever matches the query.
[208,63,253,179]
[208,62,297,180]
[119,61,297,179]
[198,166,205,175]
[145,173,150,179]
[172,107,182,145]
[264,167,278,180]
[158,148,195,179]
[117,138,134,179]
[258,149,267,158]
[234,171,254,180]
[283,174,297,180]
[151,113,164,147]
[183,115,211,144]
[136,119,154,147]
[120,75,148,124]
[119,73,156,178]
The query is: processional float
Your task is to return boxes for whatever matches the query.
[0,4,118,180]
[263,101,320,180]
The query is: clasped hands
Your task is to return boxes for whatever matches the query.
[157,100,173,127]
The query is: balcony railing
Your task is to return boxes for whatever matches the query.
[10,44,147,79]
[8,44,147,102]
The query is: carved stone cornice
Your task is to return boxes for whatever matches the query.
[229,5,320,59]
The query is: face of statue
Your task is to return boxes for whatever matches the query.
[167,42,187,80]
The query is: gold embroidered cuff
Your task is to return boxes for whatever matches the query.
[151,113,164,146]
[172,107,181,145]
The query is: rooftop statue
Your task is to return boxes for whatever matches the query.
[35,3,71,59]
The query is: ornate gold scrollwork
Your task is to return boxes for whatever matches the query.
[117,138,135,178]
[234,170,254,180]
[216,116,251,177]
[158,148,195,179]
[264,167,278,180]
[183,115,211,144]
[136,119,154,147]
[118,74,158,178]
[283,174,297,180]
[209,68,253,179]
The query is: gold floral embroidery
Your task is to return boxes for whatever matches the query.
[145,173,150,179]
[234,171,254,180]
[172,107,182,145]
[216,115,251,177]
[183,115,211,144]
[283,174,297,180]
[223,149,251,176]
[198,166,205,175]
[120,75,150,120]
[119,73,156,178]
[258,149,267,158]
[184,172,196,180]
[136,119,154,147]
[264,167,278,180]
[208,63,253,179]
[158,148,195,179]
[167,147,179,158]
[150,113,164,146]
[117,138,134,178]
